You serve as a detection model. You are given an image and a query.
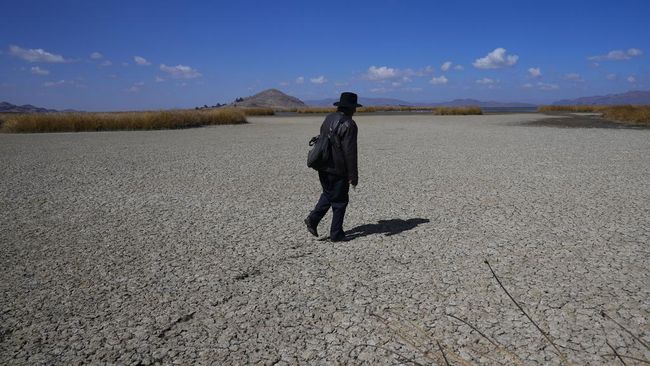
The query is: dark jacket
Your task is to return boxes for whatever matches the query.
[319,112,358,185]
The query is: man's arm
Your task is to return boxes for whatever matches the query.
[341,121,358,186]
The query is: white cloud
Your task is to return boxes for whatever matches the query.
[589,48,643,61]
[564,73,584,82]
[537,82,559,91]
[364,65,433,81]
[279,81,289,86]
[134,56,151,66]
[420,66,435,75]
[476,77,497,84]
[453,65,464,71]
[370,87,388,93]
[606,73,617,80]
[31,66,49,75]
[528,67,541,78]
[155,76,165,82]
[159,64,201,79]
[627,76,636,83]
[523,82,558,90]
[627,48,643,56]
[128,81,145,92]
[365,66,398,80]
[90,52,104,60]
[9,45,69,63]
[43,80,73,87]
[100,60,112,67]
[429,75,448,85]
[295,76,304,84]
[310,75,327,84]
[473,48,518,69]
[440,61,452,72]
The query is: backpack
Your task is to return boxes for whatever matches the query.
[307,115,343,170]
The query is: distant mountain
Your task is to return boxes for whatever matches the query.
[0,101,59,113]
[231,89,307,110]
[431,99,537,108]
[553,90,650,105]
[305,97,535,108]
[305,97,413,107]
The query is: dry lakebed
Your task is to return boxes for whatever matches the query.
[1,113,648,365]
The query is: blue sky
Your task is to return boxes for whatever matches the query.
[1,0,648,111]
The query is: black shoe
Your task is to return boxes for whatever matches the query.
[330,234,347,242]
[304,218,318,237]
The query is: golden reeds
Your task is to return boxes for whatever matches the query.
[1,109,247,133]
[537,105,607,113]
[239,108,275,116]
[538,105,650,125]
[431,106,483,115]
[600,105,650,124]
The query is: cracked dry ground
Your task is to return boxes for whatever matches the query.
[1,114,648,365]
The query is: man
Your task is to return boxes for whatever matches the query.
[305,92,360,241]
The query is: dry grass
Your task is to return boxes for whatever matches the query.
[537,105,607,113]
[289,106,483,115]
[1,109,247,133]
[600,105,650,124]
[538,105,650,125]
[432,106,483,115]
[239,107,275,116]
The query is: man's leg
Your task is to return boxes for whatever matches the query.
[307,171,333,228]
[329,176,350,241]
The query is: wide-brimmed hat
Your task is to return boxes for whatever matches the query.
[333,92,362,108]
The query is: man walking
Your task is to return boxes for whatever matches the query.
[305,92,360,241]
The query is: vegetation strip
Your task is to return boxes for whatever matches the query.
[538,105,650,125]
[1,109,247,133]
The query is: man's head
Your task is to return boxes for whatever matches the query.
[334,92,362,116]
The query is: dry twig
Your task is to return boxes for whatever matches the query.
[484,260,571,365]
[601,311,649,350]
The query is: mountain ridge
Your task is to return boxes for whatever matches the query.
[0,101,59,113]
[304,96,536,108]
[552,90,650,105]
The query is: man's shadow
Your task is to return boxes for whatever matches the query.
[345,218,429,240]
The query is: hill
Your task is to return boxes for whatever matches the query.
[0,101,59,113]
[553,90,650,105]
[231,89,306,110]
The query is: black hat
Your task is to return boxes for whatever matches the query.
[333,92,362,108]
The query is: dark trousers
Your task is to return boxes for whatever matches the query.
[308,171,350,240]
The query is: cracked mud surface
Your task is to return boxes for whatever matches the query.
[1,114,648,365]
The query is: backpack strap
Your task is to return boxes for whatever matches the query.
[328,113,344,136]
